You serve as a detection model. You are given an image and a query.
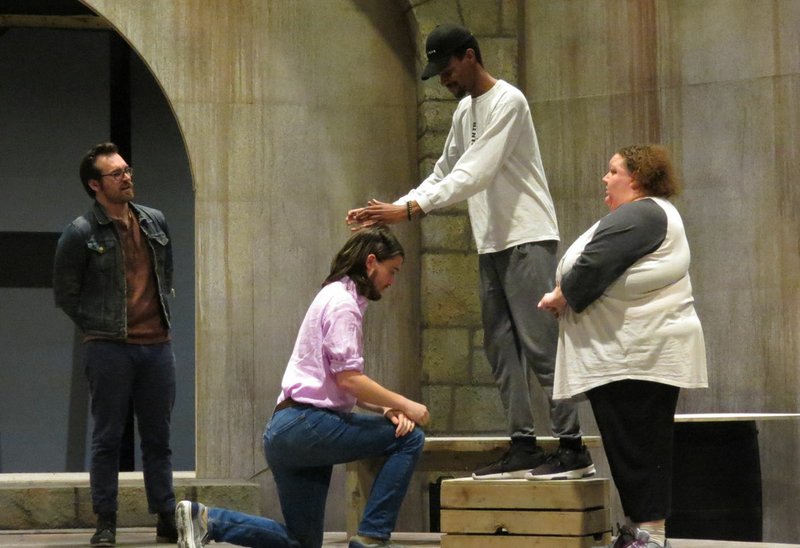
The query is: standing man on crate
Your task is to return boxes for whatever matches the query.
[347,23,594,480]
[54,142,178,545]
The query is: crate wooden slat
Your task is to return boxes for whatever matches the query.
[441,533,611,548]
[441,507,609,535]
[440,477,611,547]
[440,477,609,510]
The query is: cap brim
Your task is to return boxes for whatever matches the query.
[421,57,448,80]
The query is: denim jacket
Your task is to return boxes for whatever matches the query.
[53,201,173,339]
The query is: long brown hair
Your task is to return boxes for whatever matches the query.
[324,228,404,296]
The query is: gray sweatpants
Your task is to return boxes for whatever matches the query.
[478,240,581,441]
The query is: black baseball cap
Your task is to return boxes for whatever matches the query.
[421,23,475,80]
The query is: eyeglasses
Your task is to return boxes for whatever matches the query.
[99,166,133,180]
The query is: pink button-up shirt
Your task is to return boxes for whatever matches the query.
[276,277,368,412]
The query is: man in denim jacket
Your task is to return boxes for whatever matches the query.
[54,142,178,546]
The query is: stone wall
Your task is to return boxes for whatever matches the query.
[408,0,525,435]
[410,1,800,541]
[76,0,800,539]
[524,0,799,542]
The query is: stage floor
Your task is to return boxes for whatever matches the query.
[0,529,797,547]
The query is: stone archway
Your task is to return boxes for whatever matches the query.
[84,0,525,490]
[82,0,437,482]
[80,0,526,481]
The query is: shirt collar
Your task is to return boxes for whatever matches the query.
[93,201,139,225]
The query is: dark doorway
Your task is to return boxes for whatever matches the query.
[0,0,196,473]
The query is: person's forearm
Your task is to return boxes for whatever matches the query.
[408,200,425,219]
[53,267,84,324]
[337,371,412,411]
[356,400,388,415]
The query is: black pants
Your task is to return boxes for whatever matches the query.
[587,380,679,522]
[85,340,176,515]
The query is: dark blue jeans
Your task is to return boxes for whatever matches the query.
[207,405,425,548]
[84,340,176,515]
[206,507,299,548]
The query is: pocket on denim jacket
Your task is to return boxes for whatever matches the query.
[86,238,116,271]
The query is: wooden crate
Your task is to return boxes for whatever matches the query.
[345,436,602,536]
[440,477,612,548]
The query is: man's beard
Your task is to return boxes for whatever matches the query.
[449,85,467,99]
[99,179,135,203]
[365,272,382,301]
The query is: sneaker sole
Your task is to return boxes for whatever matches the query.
[471,469,530,480]
[524,464,596,481]
[176,501,197,548]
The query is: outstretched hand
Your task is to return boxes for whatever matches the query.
[346,199,407,231]
[346,207,380,231]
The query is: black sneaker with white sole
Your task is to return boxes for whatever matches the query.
[472,440,546,479]
[525,444,595,480]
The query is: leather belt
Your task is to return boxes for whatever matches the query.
[274,397,304,414]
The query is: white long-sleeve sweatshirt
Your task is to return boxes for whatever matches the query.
[396,80,559,254]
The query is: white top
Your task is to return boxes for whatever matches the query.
[396,80,559,253]
[553,197,708,398]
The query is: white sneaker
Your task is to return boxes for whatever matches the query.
[348,534,405,547]
[176,500,209,548]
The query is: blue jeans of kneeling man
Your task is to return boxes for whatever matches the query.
[206,404,425,548]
